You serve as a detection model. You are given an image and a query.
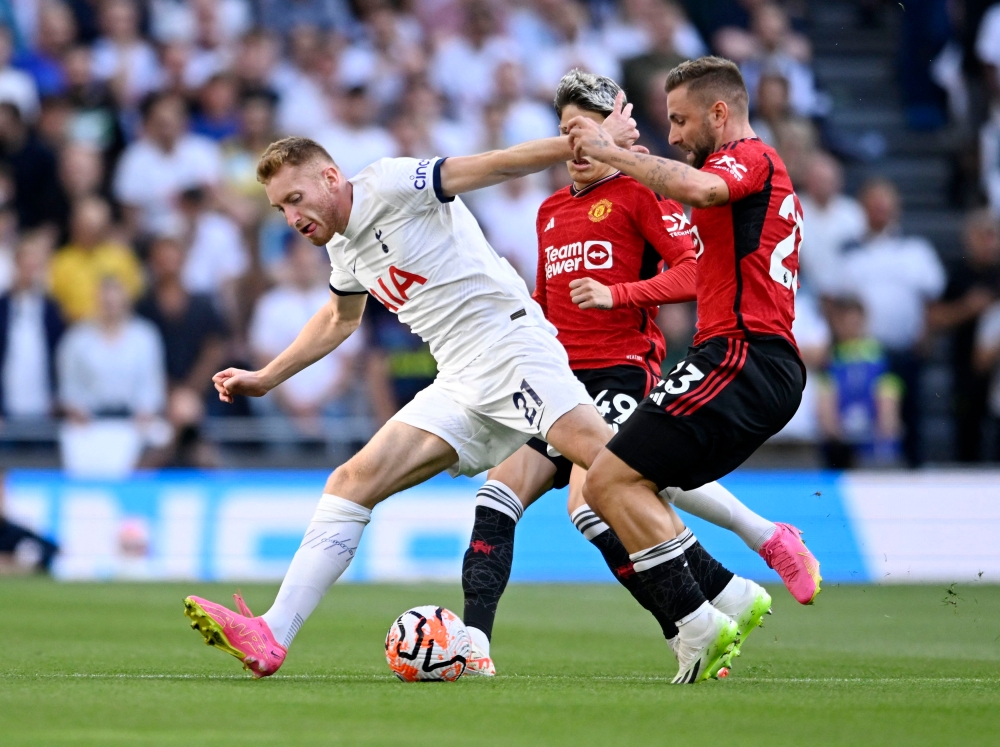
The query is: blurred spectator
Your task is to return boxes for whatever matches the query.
[49,195,143,322]
[177,186,248,327]
[749,72,792,147]
[273,24,335,136]
[393,80,476,158]
[57,275,166,421]
[0,101,63,230]
[0,24,40,121]
[363,297,436,425]
[530,0,620,100]
[0,231,64,419]
[248,237,363,430]
[313,85,398,178]
[62,45,126,161]
[136,235,226,467]
[978,100,1000,212]
[776,291,831,443]
[634,69,685,159]
[113,91,221,237]
[473,176,549,287]
[257,0,353,35]
[726,2,822,118]
[58,142,106,203]
[57,275,170,475]
[339,5,426,113]
[13,0,77,98]
[218,88,278,225]
[489,61,557,149]
[604,0,706,64]
[974,299,1000,458]
[620,1,689,124]
[0,481,59,574]
[817,295,903,468]
[0,165,17,289]
[928,209,1000,462]
[839,179,946,466]
[191,73,241,141]
[150,0,252,89]
[90,0,162,108]
[798,151,866,295]
[430,0,520,123]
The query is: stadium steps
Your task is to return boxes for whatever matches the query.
[806,0,959,460]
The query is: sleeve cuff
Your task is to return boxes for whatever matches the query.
[330,284,367,296]
[610,284,625,309]
[432,157,455,203]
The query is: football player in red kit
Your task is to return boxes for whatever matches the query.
[461,70,818,683]
[567,57,821,682]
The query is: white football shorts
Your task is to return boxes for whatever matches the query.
[390,325,592,476]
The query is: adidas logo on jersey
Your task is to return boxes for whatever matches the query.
[544,217,555,231]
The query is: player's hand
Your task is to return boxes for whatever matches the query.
[567,116,613,161]
[569,277,614,310]
[212,368,270,403]
[600,91,639,149]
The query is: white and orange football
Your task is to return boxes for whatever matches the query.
[385,606,471,682]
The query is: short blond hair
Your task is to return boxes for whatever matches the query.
[256,136,335,184]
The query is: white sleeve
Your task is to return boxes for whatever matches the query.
[368,157,454,213]
[137,323,167,416]
[56,328,87,412]
[975,303,1000,350]
[113,147,148,206]
[912,239,946,300]
[326,248,367,296]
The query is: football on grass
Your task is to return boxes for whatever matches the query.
[385,606,471,682]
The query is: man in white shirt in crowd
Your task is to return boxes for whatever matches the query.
[312,85,399,179]
[177,186,248,327]
[248,235,363,433]
[0,24,39,121]
[839,179,946,465]
[797,151,866,295]
[0,232,64,420]
[113,91,222,237]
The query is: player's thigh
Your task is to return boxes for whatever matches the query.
[544,403,613,470]
[325,420,458,508]
[486,443,559,510]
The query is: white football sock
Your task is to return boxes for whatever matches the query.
[261,494,371,649]
[467,625,491,656]
[710,575,753,617]
[661,482,776,552]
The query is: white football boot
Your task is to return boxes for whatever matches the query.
[463,642,496,677]
[711,576,772,665]
[671,602,738,684]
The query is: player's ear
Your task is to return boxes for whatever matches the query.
[711,100,729,127]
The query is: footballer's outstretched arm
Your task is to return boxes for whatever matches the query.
[438,92,639,197]
[566,116,729,208]
[213,292,367,403]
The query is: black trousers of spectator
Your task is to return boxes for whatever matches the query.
[887,348,924,467]
[953,368,990,462]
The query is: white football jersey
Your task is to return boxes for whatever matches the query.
[326,157,553,373]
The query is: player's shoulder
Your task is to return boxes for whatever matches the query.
[539,185,574,212]
[704,137,775,172]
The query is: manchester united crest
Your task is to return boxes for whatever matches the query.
[588,198,613,223]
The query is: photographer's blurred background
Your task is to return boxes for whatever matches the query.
[3,0,1000,584]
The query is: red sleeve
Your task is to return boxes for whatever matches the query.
[610,256,697,308]
[532,209,548,315]
[702,142,770,203]
[609,191,697,308]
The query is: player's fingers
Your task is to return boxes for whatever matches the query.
[621,101,633,119]
[613,90,625,113]
[568,278,585,289]
[212,369,232,383]
[630,145,650,154]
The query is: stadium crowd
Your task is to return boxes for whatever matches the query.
[0,0,998,470]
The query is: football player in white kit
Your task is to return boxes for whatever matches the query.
[183,102,649,678]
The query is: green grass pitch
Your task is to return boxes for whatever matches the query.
[1,580,998,746]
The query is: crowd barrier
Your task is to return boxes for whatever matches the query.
[5,469,999,584]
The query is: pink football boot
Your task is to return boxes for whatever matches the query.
[184,592,287,678]
[758,523,822,605]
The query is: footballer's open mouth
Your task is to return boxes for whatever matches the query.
[571,158,591,167]
[300,221,318,237]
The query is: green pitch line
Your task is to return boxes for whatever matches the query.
[0,580,998,746]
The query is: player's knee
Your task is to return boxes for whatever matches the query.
[581,460,613,515]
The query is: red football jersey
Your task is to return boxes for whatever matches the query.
[534,172,696,373]
[691,138,802,352]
